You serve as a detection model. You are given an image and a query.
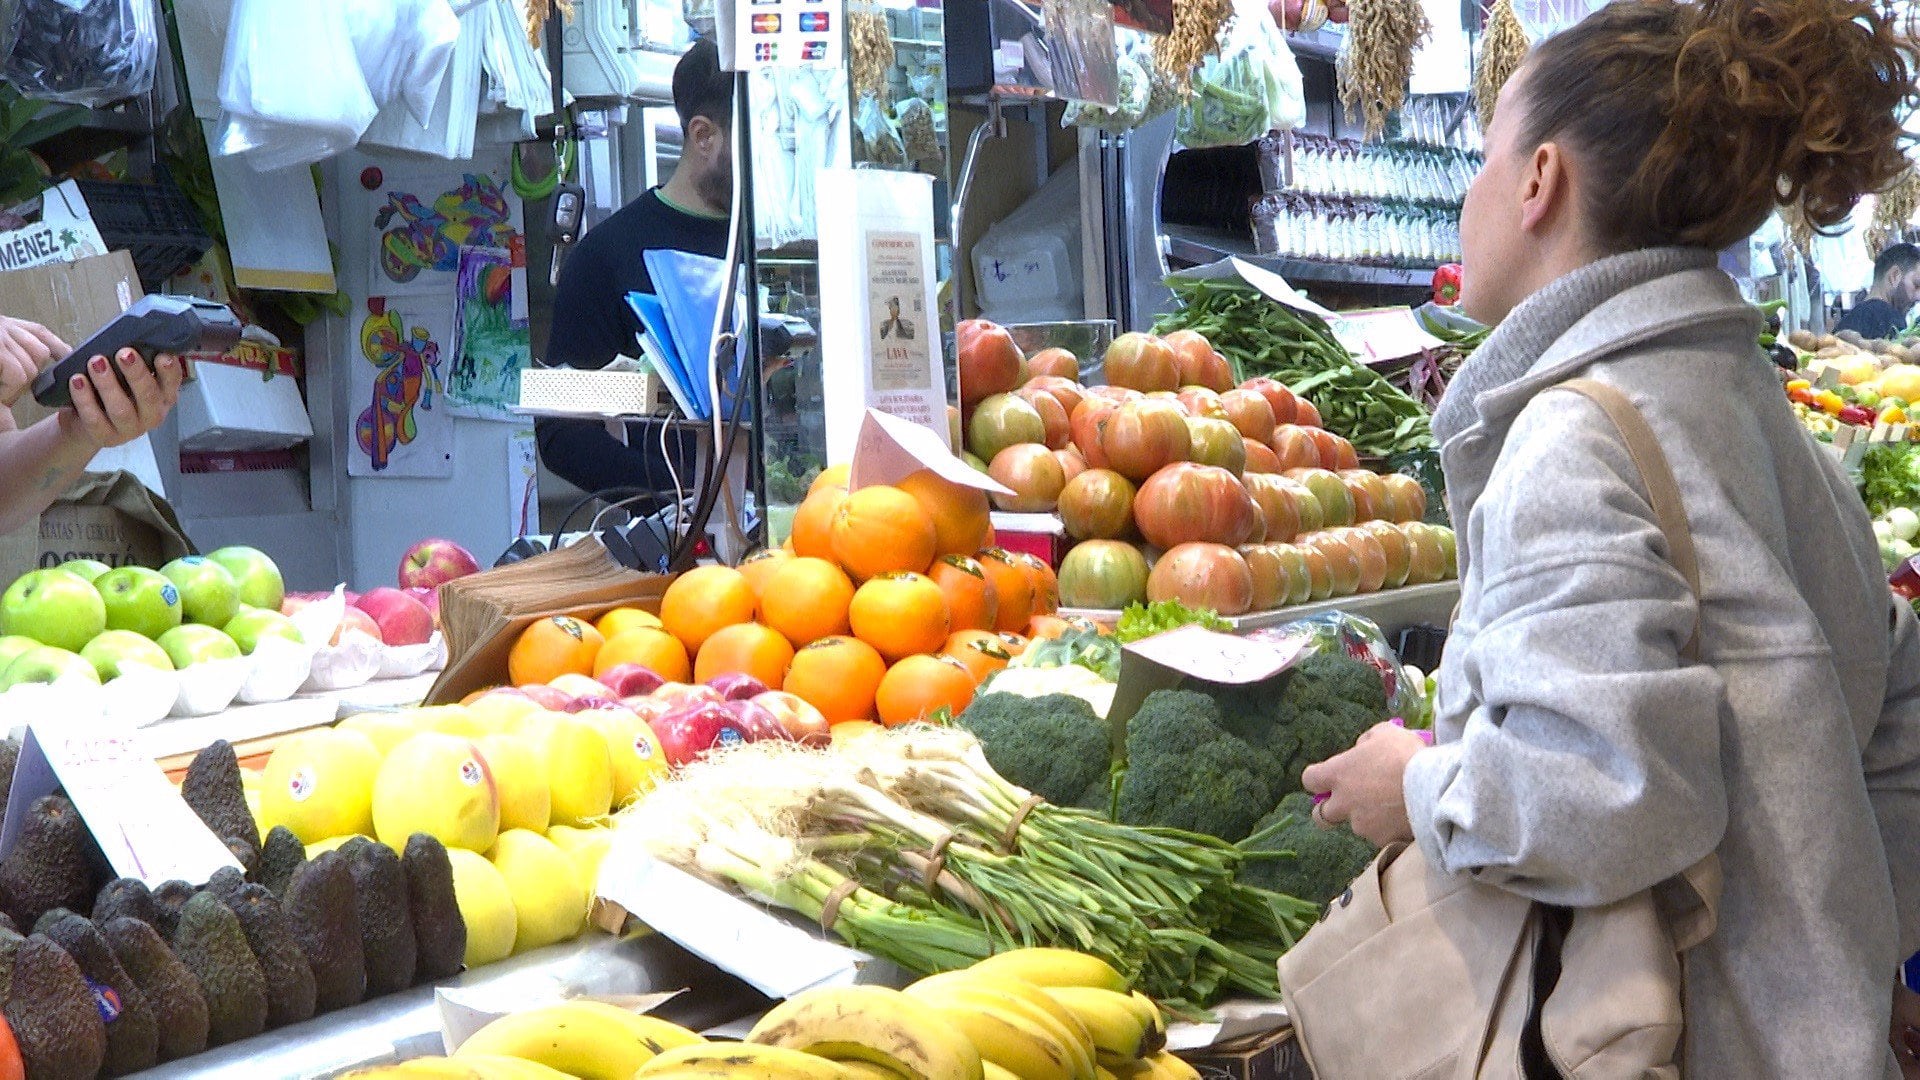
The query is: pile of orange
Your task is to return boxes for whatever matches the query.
[500,466,1063,728]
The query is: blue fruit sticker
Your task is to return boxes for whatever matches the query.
[84,977,121,1022]
[716,727,744,748]
[162,584,179,606]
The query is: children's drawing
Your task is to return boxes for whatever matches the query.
[366,167,525,297]
[507,427,539,538]
[447,246,530,420]
[348,298,454,478]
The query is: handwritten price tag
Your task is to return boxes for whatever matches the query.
[1123,625,1307,685]
[0,716,241,886]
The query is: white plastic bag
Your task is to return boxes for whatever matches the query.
[346,0,461,126]
[4,0,156,107]
[214,0,378,170]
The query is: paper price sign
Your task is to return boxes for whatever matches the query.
[0,717,241,887]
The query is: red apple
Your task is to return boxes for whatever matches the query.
[399,538,481,590]
[705,672,770,702]
[650,699,759,766]
[518,684,575,711]
[403,585,441,622]
[353,587,435,646]
[753,691,830,746]
[600,663,668,698]
[728,698,789,742]
[334,606,384,646]
[563,695,628,714]
[621,695,671,722]
[652,683,723,709]
[549,673,614,700]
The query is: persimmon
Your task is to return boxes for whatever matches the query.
[942,629,1012,683]
[694,622,795,689]
[593,627,691,683]
[876,654,978,725]
[791,486,849,560]
[737,549,794,600]
[784,635,888,722]
[849,572,950,661]
[659,565,757,654]
[895,468,992,557]
[928,554,998,632]
[830,485,938,581]
[976,548,1037,632]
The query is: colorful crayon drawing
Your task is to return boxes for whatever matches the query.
[353,300,449,475]
[447,245,529,419]
[374,173,518,285]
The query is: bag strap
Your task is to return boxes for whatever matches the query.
[1550,379,1702,663]
[1549,378,1721,950]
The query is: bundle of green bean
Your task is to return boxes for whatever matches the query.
[1156,277,1436,456]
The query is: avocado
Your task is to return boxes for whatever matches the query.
[29,905,77,936]
[149,879,195,940]
[281,850,365,1012]
[340,838,416,997]
[402,834,466,984]
[92,877,158,930]
[205,865,247,901]
[3,934,106,1080]
[0,795,94,929]
[216,882,315,1028]
[40,911,158,1076]
[0,736,18,807]
[171,891,267,1045]
[101,916,208,1062]
[0,925,22,1005]
[182,740,261,874]
[256,825,306,898]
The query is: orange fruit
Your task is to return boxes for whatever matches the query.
[694,622,795,689]
[660,565,757,654]
[595,606,662,639]
[830,485,938,581]
[849,572,951,661]
[1028,613,1099,640]
[1012,552,1060,617]
[760,557,856,647]
[876,654,978,726]
[976,548,1036,632]
[785,635,888,722]
[942,629,1012,684]
[928,554,998,632]
[508,615,605,685]
[895,469,992,557]
[791,487,849,560]
[810,463,852,496]
[594,626,692,683]
[738,549,794,600]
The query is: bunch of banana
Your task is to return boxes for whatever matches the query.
[343,1058,575,1080]
[747,984,986,1080]
[451,1000,706,1080]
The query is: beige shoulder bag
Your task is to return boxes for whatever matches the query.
[1279,378,1724,1079]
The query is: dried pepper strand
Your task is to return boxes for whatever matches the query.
[1474,0,1528,133]
[1155,0,1235,85]
[1337,0,1432,141]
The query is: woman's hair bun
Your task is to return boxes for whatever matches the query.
[1518,0,1918,252]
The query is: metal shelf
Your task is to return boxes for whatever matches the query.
[1163,225,1437,289]
[1286,26,1345,63]
[1065,580,1460,640]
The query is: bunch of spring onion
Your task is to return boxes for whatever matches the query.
[613,727,1321,1013]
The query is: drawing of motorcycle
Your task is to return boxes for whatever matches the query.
[375,174,517,284]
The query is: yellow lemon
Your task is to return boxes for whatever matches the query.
[475,733,551,834]
[371,733,501,853]
[260,728,382,844]
[488,829,587,952]
[447,847,517,966]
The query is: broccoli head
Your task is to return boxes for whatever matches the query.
[1115,690,1273,843]
[1238,793,1379,906]
[956,693,1112,810]
[1293,651,1391,713]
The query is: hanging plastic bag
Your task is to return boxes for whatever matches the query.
[1063,52,1151,133]
[214,0,378,170]
[853,93,907,168]
[1175,0,1306,149]
[4,0,157,107]
[344,0,460,126]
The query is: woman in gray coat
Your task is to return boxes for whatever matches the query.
[1302,0,1920,1074]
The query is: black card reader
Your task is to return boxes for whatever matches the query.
[32,295,239,408]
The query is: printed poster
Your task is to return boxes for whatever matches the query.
[866,230,932,395]
[347,297,456,478]
[447,246,530,420]
[362,164,528,321]
[508,427,539,539]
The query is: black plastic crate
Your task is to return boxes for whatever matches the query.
[73,172,211,290]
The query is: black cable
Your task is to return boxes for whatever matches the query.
[549,485,660,552]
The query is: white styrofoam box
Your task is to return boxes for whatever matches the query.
[176,361,313,452]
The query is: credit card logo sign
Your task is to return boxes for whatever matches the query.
[801,40,829,60]
[754,41,779,61]
[751,13,780,31]
[798,12,830,31]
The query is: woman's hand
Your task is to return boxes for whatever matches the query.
[1892,982,1920,1077]
[0,316,67,406]
[1301,722,1428,846]
[56,349,186,450]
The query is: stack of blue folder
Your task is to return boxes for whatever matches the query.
[625,249,748,421]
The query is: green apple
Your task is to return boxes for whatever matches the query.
[208,546,284,612]
[80,630,175,681]
[0,635,37,674]
[160,557,240,628]
[0,568,106,652]
[223,606,304,655]
[156,623,242,668]
[59,559,112,583]
[96,566,183,640]
[0,645,102,690]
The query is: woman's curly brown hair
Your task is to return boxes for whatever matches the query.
[1514,0,1919,252]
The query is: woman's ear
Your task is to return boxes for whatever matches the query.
[1519,142,1572,235]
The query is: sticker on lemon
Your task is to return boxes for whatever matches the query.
[371,733,501,853]
[259,728,383,844]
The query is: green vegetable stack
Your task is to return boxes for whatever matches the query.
[1156,277,1436,457]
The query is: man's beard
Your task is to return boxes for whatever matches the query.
[697,154,733,215]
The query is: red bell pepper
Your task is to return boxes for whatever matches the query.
[1432,264,1463,306]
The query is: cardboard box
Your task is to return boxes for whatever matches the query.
[1180,1027,1313,1080]
[0,472,193,585]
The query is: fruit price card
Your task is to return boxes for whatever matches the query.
[0,713,242,886]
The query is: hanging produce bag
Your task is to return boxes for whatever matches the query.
[4,0,158,107]
[214,0,377,170]
[1174,0,1306,149]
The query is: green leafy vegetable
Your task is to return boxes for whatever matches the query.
[1016,628,1122,682]
[1859,442,1920,518]
[1113,600,1233,645]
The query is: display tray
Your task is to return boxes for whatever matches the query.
[147,672,440,771]
[1064,580,1459,638]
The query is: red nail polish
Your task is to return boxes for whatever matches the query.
[90,357,106,372]
[69,375,83,388]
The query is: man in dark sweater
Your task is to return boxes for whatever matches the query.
[536,40,732,498]
[1835,242,1920,341]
